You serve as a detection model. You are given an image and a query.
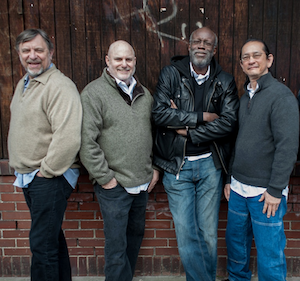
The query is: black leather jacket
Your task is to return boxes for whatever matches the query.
[152,56,239,175]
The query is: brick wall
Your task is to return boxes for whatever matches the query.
[0,160,300,278]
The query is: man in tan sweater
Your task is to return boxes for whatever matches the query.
[8,29,82,281]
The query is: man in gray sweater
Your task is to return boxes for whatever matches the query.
[80,40,159,281]
[223,39,299,281]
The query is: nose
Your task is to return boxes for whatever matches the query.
[121,59,127,67]
[29,49,37,60]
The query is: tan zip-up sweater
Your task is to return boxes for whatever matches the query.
[8,65,82,178]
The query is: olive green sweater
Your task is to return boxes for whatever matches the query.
[79,69,154,188]
[8,65,82,178]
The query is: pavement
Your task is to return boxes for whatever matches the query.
[0,277,299,281]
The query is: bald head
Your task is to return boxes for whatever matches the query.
[189,27,218,48]
[105,40,136,84]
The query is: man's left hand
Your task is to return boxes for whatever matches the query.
[148,169,160,193]
[259,191,281,218]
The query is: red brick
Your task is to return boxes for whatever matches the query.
[69,247,94,256]
[94,247,104,256]
[78,183,94,192]
[144,256,153,275]
[145,220,171,229]
[88,256,97,275]
[0,239,15,247]
[0,221,16,229]
[2,212,30,220]
[285,248,300,257]
[139,248,154,255]
[144,229,155,238]
[16,239,29,247]
[66,238,77,247]
[81,220,103,229]
[21,256,30,276]
[70,256,78,276]
[78,238,104,247]
[65,211,95,220]
[17,221,31,229]
[3,230,29,238]
[79,202,99,210]
[16,202,29,211]
[79,257,87,276]
[156,211,173,220]
[141,238,167,247]
[62,221,79,229]
[1,193,25,202]
[156,229,176,238]
[4,248,31,256]
[156,247,179,256]
[66,202,78,210]
[65,230,94,238]
[12,257,21,276]
[69,193,94,202]
[145,211,156,219]
[0,185,14,192]
[2,257,12,277]
[95,230,105,238]
[0,176,15,183]
[97,256,105,275]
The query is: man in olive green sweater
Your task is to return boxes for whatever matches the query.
[8,29,82,281]
[80,40,159,281]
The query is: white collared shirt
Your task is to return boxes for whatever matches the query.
[114,76,137,100]
[190,62,210,85]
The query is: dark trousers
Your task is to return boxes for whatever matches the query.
[23,175,73,281]
[94,183,149,281]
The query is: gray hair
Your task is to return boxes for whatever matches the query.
[16,29,54,52]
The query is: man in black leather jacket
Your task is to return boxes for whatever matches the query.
[152,27,239,281]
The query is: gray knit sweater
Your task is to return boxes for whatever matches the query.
[232,72,299,198]
[79,69,154,188]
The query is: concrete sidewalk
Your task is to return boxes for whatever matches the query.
[0,277,299,281]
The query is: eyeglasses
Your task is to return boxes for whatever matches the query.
[241,52,265,62]
[190,39,213,48]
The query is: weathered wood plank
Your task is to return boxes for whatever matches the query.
[248,0,263,39]
[159,0,176,69]
[114,0,131,42]
[131,0,147,86]
[145,0,160,93]
[175,0,189,56]
[70,0,87,92]
[0,0,12,158]
[218,0,234,74]
[262,0,278,75]
[23,0,39,28]
[233,0,249,97]
[86,0,102,83]
[54,0,72,79]
[275,0,293,87]
[290,0,300,95]
[9,0,25,87]
[101,0,116,70]
[189,0,205,34]
[39,0,56,63]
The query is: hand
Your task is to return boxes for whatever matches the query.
[148,169,160,193]
[176,128,187,136]
[36,171,44,177]
[102,178,118,189]
[203,112,219,122]
[170,99,177,109]
[224,183,231,201]
[259,191,281,218]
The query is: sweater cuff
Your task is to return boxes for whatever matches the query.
[267,186,283,198]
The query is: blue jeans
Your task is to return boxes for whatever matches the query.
[163,156,223,281]
[94,183,149,281]
[23,175,73,281]
[226,190,287,281]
